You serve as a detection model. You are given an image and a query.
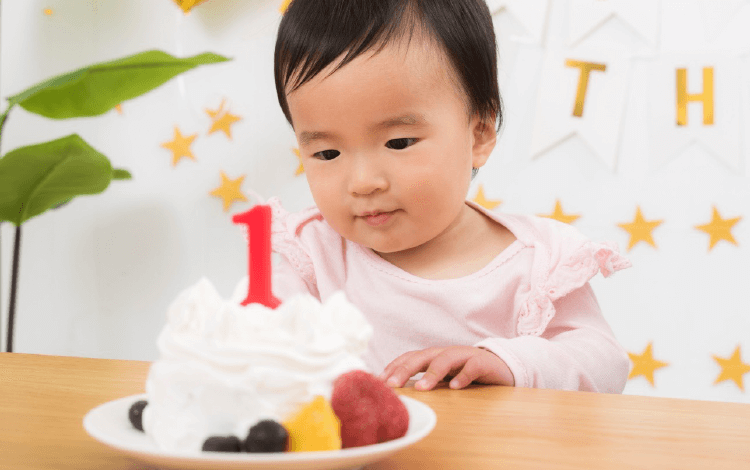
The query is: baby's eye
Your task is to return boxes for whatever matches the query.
[313,149,340,160]
[385,138,418,150]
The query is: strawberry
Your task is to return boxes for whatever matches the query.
[331,370,409,448]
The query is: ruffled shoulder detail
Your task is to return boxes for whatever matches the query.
[508,215,631,337]
[267,197,324,286]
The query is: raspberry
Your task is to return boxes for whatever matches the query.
[331,370,409,448]
[202,435,242,452]
[245,419,289,453]
[128,400,147,432]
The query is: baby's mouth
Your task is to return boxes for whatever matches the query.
[359,210,397,227]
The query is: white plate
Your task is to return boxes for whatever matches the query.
[83,393,436,470]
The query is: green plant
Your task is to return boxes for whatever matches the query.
[0,50,230,352]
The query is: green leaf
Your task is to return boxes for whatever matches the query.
[113,168,132,180]
[0,134,125,225]
[6,50,230,119]
[52,199,72,210]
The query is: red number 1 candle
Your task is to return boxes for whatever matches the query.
[232,204,281,309]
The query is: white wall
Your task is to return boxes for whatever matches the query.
[1,0,749,403]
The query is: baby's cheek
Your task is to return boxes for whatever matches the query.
[408,189,434,211]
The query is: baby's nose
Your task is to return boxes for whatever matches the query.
[348,156,389,196]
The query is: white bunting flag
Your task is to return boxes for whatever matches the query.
[486,0,551,44]
[529,49,631,171]
[568,0,659,47]
[648,55,742,173]
[697,0,750,42]
[743,52,750,176]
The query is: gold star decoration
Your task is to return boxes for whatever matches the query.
[160,127,197,166]
[210,171,248,212]
[206,99,242,140]
[293,148,305,176]
[713,346,750,391]
[472,185,502,210]
[173,0,209,14]
[538,199,581,224]
[280,0,293,13]
[617,206,663,251]
[628,342,669,387]
[205,100,224,120]
[43,8,53,15]
[695,206,741,251]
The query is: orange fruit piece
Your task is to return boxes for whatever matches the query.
[283,396,342,452]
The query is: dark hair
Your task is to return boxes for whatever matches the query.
[274,0,503,133]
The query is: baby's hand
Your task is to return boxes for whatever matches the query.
[378,346,515,391]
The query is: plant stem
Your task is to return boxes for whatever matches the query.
[7,225,22,353]
[0,107,9,352]
[0,104,14,147]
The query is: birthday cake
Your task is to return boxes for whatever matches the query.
[126,206,408,453]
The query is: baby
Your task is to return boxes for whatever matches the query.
[268,0,631,393]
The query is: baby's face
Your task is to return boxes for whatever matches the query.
[287,40,490,254]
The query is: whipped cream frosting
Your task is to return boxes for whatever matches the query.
[142,277,373,452]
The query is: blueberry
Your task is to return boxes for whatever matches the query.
[128,400,148,432]
[245,420,289,453]
[202,435,242,452]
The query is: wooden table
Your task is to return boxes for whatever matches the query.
[1,353,749,469]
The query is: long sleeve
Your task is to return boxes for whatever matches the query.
[475,283,630,393]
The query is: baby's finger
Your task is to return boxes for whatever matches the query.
[414,349,470,391]
[378,361,400,382]
[385,349,442,388]
[448,355,486,389]
[378,352,415,382]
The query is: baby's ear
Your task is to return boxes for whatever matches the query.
[471,114,497,169]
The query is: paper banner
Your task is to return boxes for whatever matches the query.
[744,53,750,176]
[697,0,749,41]
[567,0,659,47]
[648,55,742,173]
[486,0,550,44]
[492,15,527,91]
[529,49,631,171]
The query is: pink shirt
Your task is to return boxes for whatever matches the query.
[269,198,632,393]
